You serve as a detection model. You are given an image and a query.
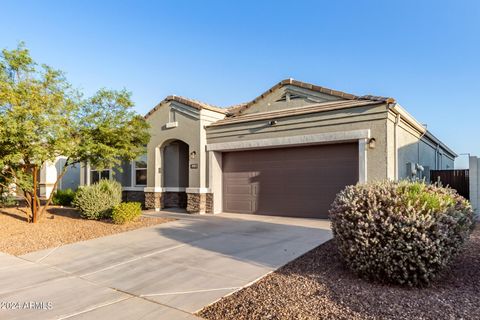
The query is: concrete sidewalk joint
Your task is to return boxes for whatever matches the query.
[1,212,331,319]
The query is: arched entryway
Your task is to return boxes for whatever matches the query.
[162,140,189,208]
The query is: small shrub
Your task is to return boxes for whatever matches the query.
[73,179,122,220]
[112,202,142,224]
[0,193,15,207]
[52,188,76,206]
[0,183,16,207]
[329,180,474,286]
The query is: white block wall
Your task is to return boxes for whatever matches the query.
[39,162,58,198]
[469,156,480,217]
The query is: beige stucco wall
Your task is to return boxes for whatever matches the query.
[385,115,397,179]
[386,111,455,180]
[146,101,201,189]
[145,101,225,190]
[143,85,456,203]
[163,142,189,187]
[242,85,344,115]
[73,91,456,202]
[207,104,390,182]
[199,109,226,190]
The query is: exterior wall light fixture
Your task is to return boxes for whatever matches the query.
[190,151,197,159]
[368,138,376,149]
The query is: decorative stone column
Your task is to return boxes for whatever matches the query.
[205,193,213,213]
[144,189,163,211]
[186,188,213,214]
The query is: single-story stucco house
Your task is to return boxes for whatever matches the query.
[40,79,456,218]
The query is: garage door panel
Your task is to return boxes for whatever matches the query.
[224,199,255,213]
[222,143,358,218]
[224,184,253,195]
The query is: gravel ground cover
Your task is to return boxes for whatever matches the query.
[0,207,174,256]
[199,227,480,320]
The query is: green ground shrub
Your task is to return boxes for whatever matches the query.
[0,193,15,207]
[111,202,142,224]
[329,180,474,286]
[72,179,122,220]
[52,188,76,206]
[0,182,16,207]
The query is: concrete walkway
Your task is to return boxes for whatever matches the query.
[0,211,331,319]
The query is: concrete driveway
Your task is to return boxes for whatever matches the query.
[0,211,331,319]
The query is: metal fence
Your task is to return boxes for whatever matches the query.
[430,169,469,200]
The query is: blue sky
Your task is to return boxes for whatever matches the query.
[1,0,478,167]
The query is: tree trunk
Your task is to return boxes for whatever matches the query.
[24,190,33,222]
[38,167,68,218]
[32,166,38,223]
[19,161,71,223]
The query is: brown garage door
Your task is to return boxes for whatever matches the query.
[222,143,358,218]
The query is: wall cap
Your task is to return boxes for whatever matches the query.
[186,187,210,194]
[206,129,370,152]
[122,187,145,191]
[144,187,163,193]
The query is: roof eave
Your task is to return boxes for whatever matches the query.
[208,100,386,128]
[389,103,457,158]
[228,78,394,116]
[144,95,227,119]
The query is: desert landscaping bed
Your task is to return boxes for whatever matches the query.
[0,206,174,256]
[199,227,480,320]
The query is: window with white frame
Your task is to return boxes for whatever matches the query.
[134,154,147,186]
[90,168,110,185]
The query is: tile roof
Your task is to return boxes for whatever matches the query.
[145,95,227,118]
[144,79,395,119]
[209,99,386,127]
[226,78,395,116]
[224,102,248,114]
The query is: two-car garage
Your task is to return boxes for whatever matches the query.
[145,80,457,217]
[221,142,359,218]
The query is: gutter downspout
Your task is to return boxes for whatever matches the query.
[417,124,428,166]
[393,111,401,180]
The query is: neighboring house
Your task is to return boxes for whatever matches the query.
[69,79,455,218]
[38,158,80,198]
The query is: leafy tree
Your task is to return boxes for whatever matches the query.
[0,43,150,222]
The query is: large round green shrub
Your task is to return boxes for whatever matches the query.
[73,179,122,220]
[329,180,474,286]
